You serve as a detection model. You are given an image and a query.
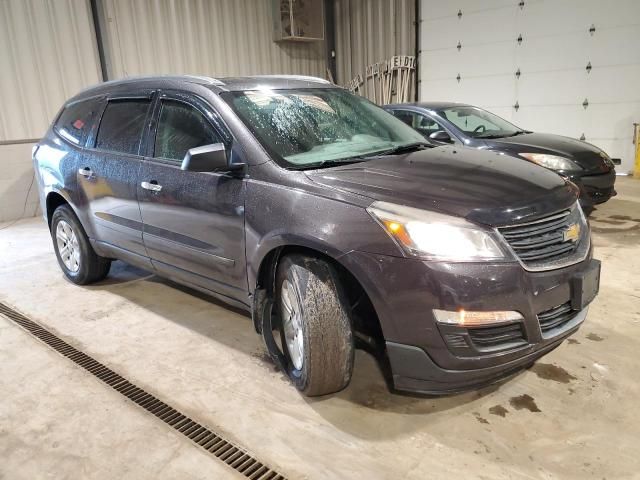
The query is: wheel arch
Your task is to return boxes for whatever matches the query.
[45,190,72,228]
[252,240,386,354]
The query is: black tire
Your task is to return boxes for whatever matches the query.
[275,254,354,396]
[51,204,111,285]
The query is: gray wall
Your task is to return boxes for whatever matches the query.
[419,0,640,173]
[100,0,326,79]
[0,0,103,223]
[0,0,328,223]
[334,0,415,101]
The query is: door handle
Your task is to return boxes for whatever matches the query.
[141,181,162,192]
[78,167,94,179]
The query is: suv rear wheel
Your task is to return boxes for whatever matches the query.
[51,204,111,285]
[275,254,354,396]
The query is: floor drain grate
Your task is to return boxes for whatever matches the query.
[0,302,287,480]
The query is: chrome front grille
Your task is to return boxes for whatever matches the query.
[498,205,588,270]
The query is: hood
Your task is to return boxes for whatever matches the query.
[482,132,611,173]
[305,146,578,226]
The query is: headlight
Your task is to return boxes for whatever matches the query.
[366,201,506,261]
[598,150,615,168]
[519,153,583,172]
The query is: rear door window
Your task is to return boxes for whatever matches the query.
[153,100,221,162]
[95,99,151,155]
[55,98,101,145]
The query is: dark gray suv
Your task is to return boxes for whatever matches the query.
[34,75,600,396]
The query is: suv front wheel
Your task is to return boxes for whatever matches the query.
[275,254,354,396]
[51,204,111,285]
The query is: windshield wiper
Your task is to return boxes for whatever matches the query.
[477,130,529,139]
[476,133,507,139]
[367,142,432,157]
[291,142,431,170]
[498,130,530,138]
[294,157,366,170]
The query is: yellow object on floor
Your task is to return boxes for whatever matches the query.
[635,123,640,178]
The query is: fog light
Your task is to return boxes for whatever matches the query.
[433,309,523,326]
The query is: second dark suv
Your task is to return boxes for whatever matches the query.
[35,75,600,396]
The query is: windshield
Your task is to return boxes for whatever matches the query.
[437,106,524,139]
[222,88,426,168]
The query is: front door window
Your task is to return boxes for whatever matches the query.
[154,100,222,162]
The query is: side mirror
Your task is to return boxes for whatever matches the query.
[429,130,453,144]
[181,143,244,173]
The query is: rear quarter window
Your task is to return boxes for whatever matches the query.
[54,98,101,145]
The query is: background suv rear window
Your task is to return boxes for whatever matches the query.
[55,98,100,145]
[95,99,150,155]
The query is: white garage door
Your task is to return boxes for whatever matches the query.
[419,0,640,173]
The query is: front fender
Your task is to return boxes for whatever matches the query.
[248,234,404,345]
[247,231,348,294]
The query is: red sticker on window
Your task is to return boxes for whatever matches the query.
[72,119,85,129]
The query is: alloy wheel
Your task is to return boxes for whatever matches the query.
[56,220,80,273]
[281,278,304,370]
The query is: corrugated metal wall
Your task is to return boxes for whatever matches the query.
[0,0,102,223]
[0,0,328,222]
[0,0,416,222]
[0,1,417,137]
[101,0,327,79]
[334,0,415,101]
[0,0,102,142]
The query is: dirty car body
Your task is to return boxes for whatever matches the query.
[34,76,600,395]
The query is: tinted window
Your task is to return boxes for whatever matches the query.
[55,98,100,145]
[394,111,446,137]
[154,100,221,161]
[95,99,150,155]
[393,110,417,128]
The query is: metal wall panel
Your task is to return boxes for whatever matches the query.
[334,0,415,100]
[0,0,101,222]
[101,0,327,80]
[0,0,102,141]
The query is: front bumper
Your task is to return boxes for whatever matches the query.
[340,250,598,394]
[571,169,617,207]
[387,308,585,394]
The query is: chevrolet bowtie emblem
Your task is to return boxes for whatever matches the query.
[563,223,581,242]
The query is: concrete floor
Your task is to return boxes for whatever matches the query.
[1,177,639,479]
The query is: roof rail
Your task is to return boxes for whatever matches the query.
[181,75,225,85]
[99,74,225,87]
[251,75,331,84]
